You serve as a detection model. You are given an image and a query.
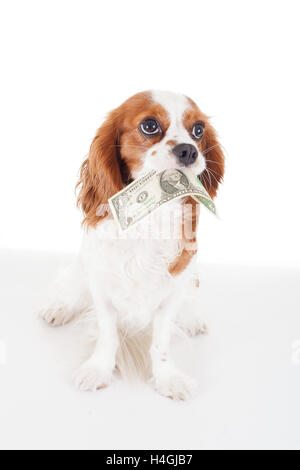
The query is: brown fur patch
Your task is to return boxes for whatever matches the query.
[168,197,199,276]
[166,139,177,147]
[151,150,157,155]
[168,248,196,276]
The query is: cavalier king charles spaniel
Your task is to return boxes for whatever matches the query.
[41,91,224,400]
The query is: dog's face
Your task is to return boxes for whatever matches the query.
[77,90,225,226]
[119,91,208,178]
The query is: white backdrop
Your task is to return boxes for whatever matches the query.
[1,0,299,267]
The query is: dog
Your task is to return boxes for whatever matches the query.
[41,90,224,400]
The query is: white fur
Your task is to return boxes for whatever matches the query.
[41,91,206,400]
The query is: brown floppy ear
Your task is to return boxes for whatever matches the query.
[200,123,225,199]
[76,109,124,227]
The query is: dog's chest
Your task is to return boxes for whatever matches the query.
[108,241,176,321]
[81,222,190,328]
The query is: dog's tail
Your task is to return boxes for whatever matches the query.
[116,327,152,380]
[75,310,153,380]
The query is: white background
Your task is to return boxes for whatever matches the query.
[0,1,300,451]
[1,252,299,450]
[1,0,299,267]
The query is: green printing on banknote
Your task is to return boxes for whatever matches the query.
[109,168,217,231]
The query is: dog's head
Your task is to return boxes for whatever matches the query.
[77,90,225,226]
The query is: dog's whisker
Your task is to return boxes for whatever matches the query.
[203,169,212,189]
[202,144,220,155]
[204,166,223,178]
[200,172,207,187]
[205,169,220,185]
[201,172,211,190]
[204,159,224,168]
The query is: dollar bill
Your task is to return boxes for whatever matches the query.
[108,168,216,231]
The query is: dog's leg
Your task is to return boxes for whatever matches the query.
[40,260,90,326]
[175,281,207,336]
[150,297,198,401]
[74,281,118,392]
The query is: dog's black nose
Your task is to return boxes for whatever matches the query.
[172,143,198,166]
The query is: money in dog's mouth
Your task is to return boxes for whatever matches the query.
[109,168,216,232]
[131,161,201,183]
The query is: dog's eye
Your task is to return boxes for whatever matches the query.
[140,118,161,136]
[192,122,204,140]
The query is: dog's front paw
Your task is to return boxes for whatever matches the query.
[40,303,74,327]
[74,362,113,392]
[152,370,198,401]
[180,319,208,337]
[176,311,208,337]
